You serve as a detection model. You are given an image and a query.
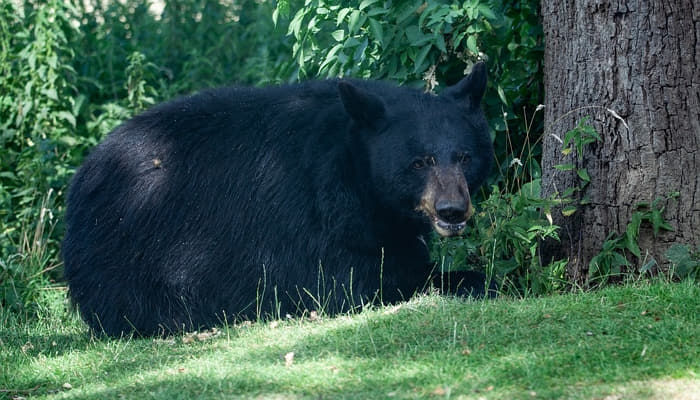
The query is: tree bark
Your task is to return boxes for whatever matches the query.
[540,0,699,283]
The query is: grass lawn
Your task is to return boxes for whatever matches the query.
[1,280,698,399]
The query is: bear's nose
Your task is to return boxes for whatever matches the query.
[435,199,467,224]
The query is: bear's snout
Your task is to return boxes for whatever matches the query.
[435,198,468,224]
[418,165,472,237]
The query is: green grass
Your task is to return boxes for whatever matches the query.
[1,281,698,399]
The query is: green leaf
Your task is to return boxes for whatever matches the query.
[519,178,541,199]
[561,206,577,217]
[288,9,306,39]
[554,163,575,171]
[319,43,343,69]
[665,244,699,279]
[477,4,496,19]
[336,8,352,26]
[368,18,383,46]
[359,0,379,10]
[59,135,78,146]
[72,94,87,116]
[577,168,590,182]
[651,209,674,236]
[276,0,290,18]
[348,10,362,34]
[435,34,446,53]
[413,44,431,73]
[466,35,478,54]
[497,85,507,105]
[627,212,642,239]
[43,88,58,101]
[331,29,345,42]
[272,7,279,27]
[56,111,76,128]
[611,252,630,268]
[563,128,577,148]
[344,37,361,48]
[625,231,641,258]
[366,7,389,17]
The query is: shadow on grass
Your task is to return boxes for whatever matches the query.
[5,282,699,399]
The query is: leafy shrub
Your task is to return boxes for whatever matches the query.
[1,0,550,311]
[665,244,699,282]
[279,0,544,183]
[0,0,294,312]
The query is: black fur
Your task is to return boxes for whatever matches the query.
[63,63,494,336]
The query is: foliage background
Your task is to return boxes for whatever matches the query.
[0,0,548,313]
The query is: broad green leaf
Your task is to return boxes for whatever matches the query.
[627,212,642,239]
[59,135,78,146]
[612,252,630,268]
[651,209,674,236]
[359,0,379,10]
[348,10,362,34]
[413,44,431,73]
[43,88,58,101]
[72,94,87,116]
[466,35,478,54]
[331,29,345,42]
[288,9,306,39]
[563,128,577,148]
[435,34,446,53]
[344,37,361,48]
[56,111,76,128]
[577,168,590,182]
[336,8,352,26]
[519,178,541,199]
[625,230,641,258]
[366,7,389,17]
[307,16,318,31]
[477,4,496,19]
[319,43,343,71]
[405,26,430,46]
[368,18,383,45]
[353,37,369,60]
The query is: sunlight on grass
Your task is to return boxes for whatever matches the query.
[1,281,698,399]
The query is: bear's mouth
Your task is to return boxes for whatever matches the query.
[431,217,467,237]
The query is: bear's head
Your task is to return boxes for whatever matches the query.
[339,63,492,237]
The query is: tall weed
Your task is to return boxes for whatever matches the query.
[0,0,293,313]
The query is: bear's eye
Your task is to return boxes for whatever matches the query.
[458,152,471,165]
[411,156,436,170]
[411,158,426,170]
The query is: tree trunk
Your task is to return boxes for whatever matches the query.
[540,0,699,283]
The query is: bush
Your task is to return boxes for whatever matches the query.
[0,0,294,312]
[1,0,549,312]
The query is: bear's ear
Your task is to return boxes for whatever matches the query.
[442,62,487,108]
[338,81,386,127]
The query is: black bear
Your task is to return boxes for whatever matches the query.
[62,63,493,336]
